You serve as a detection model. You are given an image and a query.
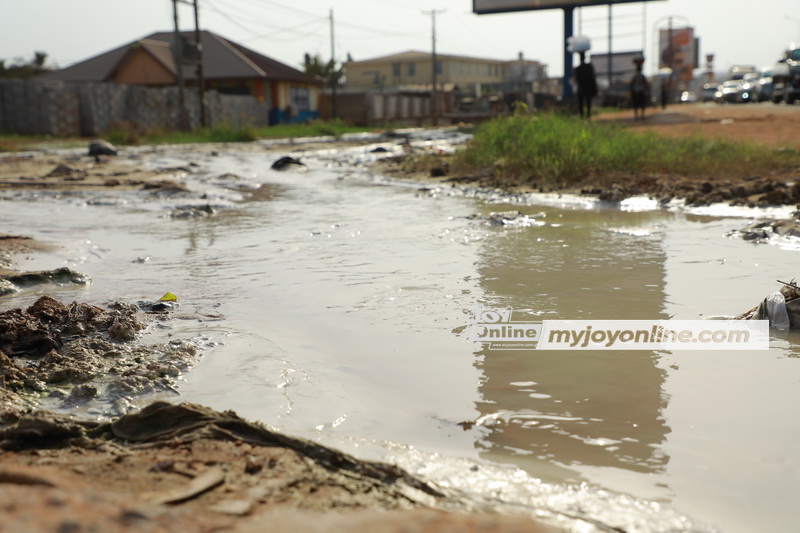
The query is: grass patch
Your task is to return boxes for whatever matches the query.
[452,113,800,187]
[257,119,369,139]
[2,119,374,151]
[0,133,83,152]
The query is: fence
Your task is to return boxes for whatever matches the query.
[319,90,450,126]
[0,79,270,137]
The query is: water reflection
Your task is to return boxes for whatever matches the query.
[472,206,673,482]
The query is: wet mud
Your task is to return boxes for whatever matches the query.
[0,402,559,533]
[0,296,198,414]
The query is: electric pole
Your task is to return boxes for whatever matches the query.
[192,0,207,127]
[423,9,445,126]
[172,0,188,130]
[330,8,337,120]
[607,4,612,91]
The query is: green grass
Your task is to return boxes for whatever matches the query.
[256,119,370,139]
[2,119,374,151]
[0,133,84,152]
[452,113,800,187]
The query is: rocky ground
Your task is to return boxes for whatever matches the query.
[1,104,796,532]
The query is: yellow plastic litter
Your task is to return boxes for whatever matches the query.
[159,292,178,302]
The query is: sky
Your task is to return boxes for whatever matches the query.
[2,0,799,78]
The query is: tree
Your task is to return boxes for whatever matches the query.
[303,53,343,86]
[33,51,47,67]
[0,51,51,79]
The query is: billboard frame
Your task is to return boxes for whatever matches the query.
[473,0,658,15]
[473,0,665,99]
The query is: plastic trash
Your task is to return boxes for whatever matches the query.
[765,291,790,331]
[567,35,591,53]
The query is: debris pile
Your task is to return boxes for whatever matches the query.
[0,296,196,413]
[737,280,800,331]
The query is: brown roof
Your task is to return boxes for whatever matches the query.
[41,30,316,84]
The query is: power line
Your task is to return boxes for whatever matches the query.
[201,0,326,40]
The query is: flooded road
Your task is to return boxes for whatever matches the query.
[2,136,799,532]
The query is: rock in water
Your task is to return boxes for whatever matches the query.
[88,139,117,162]
[270,156,307,171]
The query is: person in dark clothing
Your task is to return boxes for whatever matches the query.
[630,64,649,120]
[574,51,598,119]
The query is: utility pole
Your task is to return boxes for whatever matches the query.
[607,4,612,91]
[423,9,445,126]
[667,16,673,108]
[172,0,188,130]
[192,0,207,127]
[330,8,337,120]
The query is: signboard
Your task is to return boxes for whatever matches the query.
[473,0,660,14]
[659,27,696,83]
[590,51,644,84]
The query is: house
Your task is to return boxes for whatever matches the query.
[40,30,321,125]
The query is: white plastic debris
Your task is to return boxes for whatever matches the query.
[567,35,591,53]
[764,291,791,331]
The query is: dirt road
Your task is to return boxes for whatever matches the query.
[597,102,800,149]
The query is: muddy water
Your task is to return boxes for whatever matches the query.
[2,138,800,532]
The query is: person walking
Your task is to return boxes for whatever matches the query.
[574,51,598,120]
[630,64,649,120]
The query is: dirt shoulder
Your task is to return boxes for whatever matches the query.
[0,402,558,533]
[596,102,800,149]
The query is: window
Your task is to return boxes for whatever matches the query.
[408,62,416,76]
[289,86,309,111]
[436,61,443,76]
[392,63,401,77]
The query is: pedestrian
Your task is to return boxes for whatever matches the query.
[660,78,670,110]
[574,51,598,120]
[630,64,649,120]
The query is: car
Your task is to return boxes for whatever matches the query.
[772,44,800,104]
[701,83,718,102]
[714,80,740,104]
[679,91,697,103]
[715,79,753,103]
[742,73,761,102]
[728,65,757,81]
[757,67,774,102]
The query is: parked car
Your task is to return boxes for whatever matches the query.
[742,73,761,102]
[679,91,697,103]
[701,83,719,102]
[772,44,800,103]
[715,79,754,103]
[757,67,774,102]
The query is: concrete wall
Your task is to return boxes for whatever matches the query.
[0,79,271,136]
[319,90,451,125]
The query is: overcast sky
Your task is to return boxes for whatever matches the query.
[3,0,799,78]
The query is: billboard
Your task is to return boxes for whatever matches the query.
[659,27,696,83]
[473,0,661,14]
[590,51,644,85]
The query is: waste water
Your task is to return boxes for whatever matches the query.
[2,132,799,532]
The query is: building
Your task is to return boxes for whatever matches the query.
[338,50,552,120]
[40,31,321,125]
[344,50,547,94]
